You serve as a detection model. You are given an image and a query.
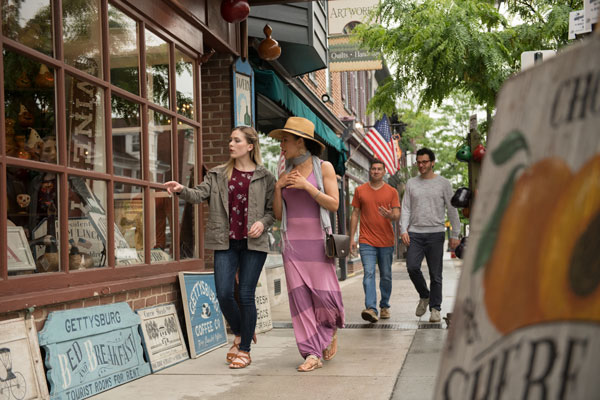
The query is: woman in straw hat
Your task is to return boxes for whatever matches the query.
[270,116,345,372]
[164,126,276,369]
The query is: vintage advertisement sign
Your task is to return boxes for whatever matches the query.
[0,317,49,399]
[179,272,228,358]
[434,35,600,399]
[232,58,254,128]
[136,304,188,372]
[254,269,273,334]
[38,303,150,400]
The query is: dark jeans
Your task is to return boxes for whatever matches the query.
[406,232,445,311]
[214,239,267,352]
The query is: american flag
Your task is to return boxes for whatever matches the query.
[365,114,398,175]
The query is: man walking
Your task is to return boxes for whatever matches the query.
[400,148,460,323]
[350,160,400,323]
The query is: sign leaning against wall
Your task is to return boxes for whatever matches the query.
[434,34,600,399]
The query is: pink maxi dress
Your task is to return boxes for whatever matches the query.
[282,171,345,358]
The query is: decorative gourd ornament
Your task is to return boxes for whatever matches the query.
[18,104,34,127]
[220,0,250,23]
[473,144,486,162]
[456,144,471,162]
[258,25,281,61]
[16,71,31,88]
[35,64,54,88]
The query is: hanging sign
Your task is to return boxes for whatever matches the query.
[38,303,150,400]
[434,34,600,399]
[232,58,255,128]
[178,272,228,358]
[136,303,189,372]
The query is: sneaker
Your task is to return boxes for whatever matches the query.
[430,309,441,323]
[415,298,429,317]
[380,308,391,319]
[361,308,379,323]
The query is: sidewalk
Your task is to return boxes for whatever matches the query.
[91,250,461,400]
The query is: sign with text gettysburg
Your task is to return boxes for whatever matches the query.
[38,303,150,400]
[434,35,600,399]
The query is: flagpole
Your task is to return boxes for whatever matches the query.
[345,123,405,166]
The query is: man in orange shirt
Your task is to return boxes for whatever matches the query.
[350,160,401,322]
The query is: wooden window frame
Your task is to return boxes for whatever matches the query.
[0,0,205,313]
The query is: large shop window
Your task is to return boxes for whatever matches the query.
[1,0,201,295]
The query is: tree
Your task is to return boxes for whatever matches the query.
[355,0,582,131]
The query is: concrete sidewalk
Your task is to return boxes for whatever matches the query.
[91,251,461,400]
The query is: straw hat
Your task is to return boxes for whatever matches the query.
[268,117,325,151]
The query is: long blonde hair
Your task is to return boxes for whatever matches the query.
[223,126,263,179]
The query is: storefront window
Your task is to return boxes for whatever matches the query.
[67,177,107,270]
[178,123,196,259]
[114,183,143,265]
[1,0,54,56]
[109,4,139,95]
[150,189,173,263]
[145,29,169,109]
[148,110,171,182]
[111,95,141,178]
[7,166,60,275]
[66,75,106,172]
[175,49,194,120]
[3,49,56,163]
[63,0,102,77]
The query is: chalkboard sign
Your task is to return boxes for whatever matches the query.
[255,269,272,333]
[0,317,49,399]
[38,302,150,400]
[136,303,189,372]
[178,272,228,358]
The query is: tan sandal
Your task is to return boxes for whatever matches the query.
[226,337,241,363]
[297,355,322,372]
[323,332,338,361]
[229,351,251,369]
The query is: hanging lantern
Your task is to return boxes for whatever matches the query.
[258,25,281,61]
[220,0,250,24]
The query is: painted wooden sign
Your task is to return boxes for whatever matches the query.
[254,269,273,333]
[232,58,255,128]
[136,303,189,372]
[38,302,150,400]
[178,272,227,358]
[434,34,600,399]
[0,317,49,399]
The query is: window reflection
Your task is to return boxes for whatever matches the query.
[66,75,106,172]
[109,4,139,95]
[63,0,102,77]
[6,166,60,275]
[1,0,53,56]
[3,49,56,163]
[148,110,171,182]
[145,29,169,109]
[178,124,196,259]
[111,96,141,178]
[67,177,107,270]
[175,49,194,119]
[114,183,144,265]
[150,189,173,263]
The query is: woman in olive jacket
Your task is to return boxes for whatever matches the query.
[165,126,275,369]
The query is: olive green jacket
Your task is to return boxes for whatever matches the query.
[178,164,276,252]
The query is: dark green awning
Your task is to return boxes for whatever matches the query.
[254,69,347,158]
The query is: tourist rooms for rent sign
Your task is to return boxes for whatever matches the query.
[434,33,600,399]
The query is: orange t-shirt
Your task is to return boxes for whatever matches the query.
[351,183,400,247]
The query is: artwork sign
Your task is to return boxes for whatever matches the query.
[254,269,272,334]
[0,317,49,399]
[38,303,150,400]
[178,272,227,358]
[232,58,254,128]
[434,34,600,399]
[136,303,189,372]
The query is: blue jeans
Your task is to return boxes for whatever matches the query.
[359,243,394,313]
[214,239,267,352]
[406,232,445,311]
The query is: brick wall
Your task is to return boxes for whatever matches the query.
[299,71,354,126]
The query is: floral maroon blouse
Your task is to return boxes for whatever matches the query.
[228,168,254,239]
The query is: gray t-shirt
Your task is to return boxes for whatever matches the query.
[400,175,461,238]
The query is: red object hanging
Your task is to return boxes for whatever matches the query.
[220,0,250,23]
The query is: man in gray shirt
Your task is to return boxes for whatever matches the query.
[400,148,460,322]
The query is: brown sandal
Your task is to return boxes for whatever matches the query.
[297,355,322,372]
[323,332,338,361]
[229,351,251,369]
[226,337,241,363]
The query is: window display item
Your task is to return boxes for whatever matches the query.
[16,70,31,88]
[5,118,16,154]
[40,136,57,163]
[27,128,44,160]
[18,104,34,127]
[35,64,54,88]
[12,134,32,159]
[69,245,94,270]
[36,236,59,273]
